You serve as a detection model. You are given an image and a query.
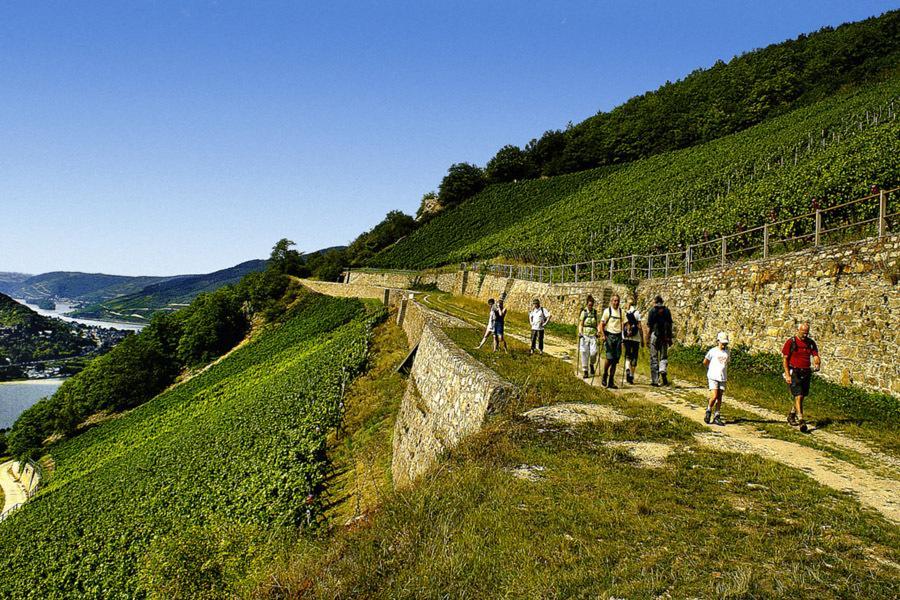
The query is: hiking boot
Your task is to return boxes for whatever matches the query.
[798,419,808,433]
[590,365,596,377]
[583,369,589,379]
[608,382,618,390]
[601,372,607,387]
[713,414,725,426]
[626,371,634,385]
[661,373,670,386]
[650,381,660,387]
[787,410,798,426]
[704,408,712,424]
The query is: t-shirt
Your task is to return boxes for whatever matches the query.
[705,346,730,382]
[624,308,642,341]
[580,308,598,336]
[601,306,625,335]
[529,307,550,330]
[782,336,819,369]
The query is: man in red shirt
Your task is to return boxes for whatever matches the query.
[781,322,821,428]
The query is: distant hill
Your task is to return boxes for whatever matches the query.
[70,259,268,322]
[0,293,94,371]
[0,271,175,304]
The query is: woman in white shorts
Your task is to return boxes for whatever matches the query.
[702,332,730,426]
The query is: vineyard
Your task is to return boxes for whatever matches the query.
[0,292,381,598]
[370,73,900,269]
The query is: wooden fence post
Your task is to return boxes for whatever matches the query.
[664,253,669,278]
[721,238,726,267]
[609,259,614,281]
[630,254,636,280]
[815,210,822,247]
[591,260,595,282]
[647,256,652,279]
[685,245,691,274]
[575,263,579,284]
[763,224,769,259]
[879,190,887,238]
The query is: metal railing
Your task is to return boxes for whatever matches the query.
[467,187,897,284]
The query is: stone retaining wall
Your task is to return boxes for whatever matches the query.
[300,280,514,485]
[637,235,900,395]
[392,307,515,486]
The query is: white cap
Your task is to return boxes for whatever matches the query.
[717,331,730,344]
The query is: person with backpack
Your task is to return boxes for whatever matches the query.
[476,298,496,349]
[622,300,643,385]
[600,294,625,389]
[646,295,673,386]
[528,298,551,355]
[578,295,599,379]
[781,322,821,429]
[703,332,731,426]
[492,298,509,353]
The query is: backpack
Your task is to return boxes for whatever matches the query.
[651,306,673,342]
[787,336,818,362]
[624,310,640,338]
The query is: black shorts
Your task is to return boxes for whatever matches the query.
[790,369,812,397]
[623,339,640,362]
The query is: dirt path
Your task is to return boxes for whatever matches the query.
[594,376,900,524]
[0,461,28,517]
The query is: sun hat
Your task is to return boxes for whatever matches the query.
[717,331,730,344]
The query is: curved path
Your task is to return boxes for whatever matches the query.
[0,460,28,517]
[418,292,900,524]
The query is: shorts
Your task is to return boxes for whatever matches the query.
[708,379,726,391]
[604,333,622,361]
[493,321,504,336]
[623,339,640,362]
[790,368,812,397]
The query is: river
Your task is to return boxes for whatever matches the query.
[13,299,145,332]
[0,379,64,429]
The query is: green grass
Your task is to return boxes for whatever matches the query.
[371,74,900,268]
[254,330,900,599]
[0,292,382,598]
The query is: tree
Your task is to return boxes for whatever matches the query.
[438,163,486,208]
[345,210,417,265]
[416,191,440,220]
[268,238,307,277]
[485,144,537,183]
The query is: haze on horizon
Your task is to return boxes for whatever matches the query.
[2,0,896,277]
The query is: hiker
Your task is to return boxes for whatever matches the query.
[781,322,821,428]
[476,298,496,349]
[703,332,730,426]
[646,295,673,386]
[622,300,643,385]
[529,298,551,355]
[493,298,509,352]
[578,295,599,379]
[600,294,625,389]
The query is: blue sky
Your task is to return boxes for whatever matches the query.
[2,1,896,276]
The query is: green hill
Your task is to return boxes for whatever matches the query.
[0,293,93,368]
[371,73,900,268]
[0,292,381,597]
[0,271,172,304]
[70,259,268,322]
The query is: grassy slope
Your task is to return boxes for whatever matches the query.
[260,330,899,599]
[372,74,900,268]
[0,293,377,598]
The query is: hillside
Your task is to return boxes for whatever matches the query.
[0,293,94,369]
[70,259,268,322]
[0,292,381,596]
[0,271,172,304]
[475,10,900,181]
[372,72,900,268]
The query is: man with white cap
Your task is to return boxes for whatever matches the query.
[702,331,731,426]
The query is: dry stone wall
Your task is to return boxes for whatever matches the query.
[301,279,514,485]
[393,308,515,486]
[637,235,900,395]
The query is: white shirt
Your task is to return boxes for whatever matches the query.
[705,346,730,382]
[529,307,550,330]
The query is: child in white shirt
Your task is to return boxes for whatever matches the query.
[703,332,730,426]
